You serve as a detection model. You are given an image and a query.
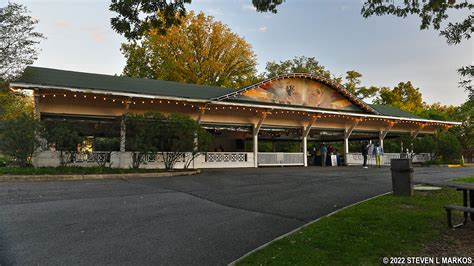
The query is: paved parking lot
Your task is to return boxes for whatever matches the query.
[0,166,472,265]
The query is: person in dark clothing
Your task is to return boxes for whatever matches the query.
[361,142,369,168]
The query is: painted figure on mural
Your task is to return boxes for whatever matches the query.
[240,78,359,111]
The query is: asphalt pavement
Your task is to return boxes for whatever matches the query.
[0,166,472,265]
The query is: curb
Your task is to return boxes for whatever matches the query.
[229,191,392,266]
[0,169,201,182]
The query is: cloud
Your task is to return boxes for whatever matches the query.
[80,27,107,44]
[55,20,71,29]
[242,4,256,11]
[258,26,268,32]
[340,5,349,11]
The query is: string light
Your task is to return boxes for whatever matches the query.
[35,92,454,129]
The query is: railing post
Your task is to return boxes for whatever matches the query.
[303,135,308,167]
[253,126,258,168]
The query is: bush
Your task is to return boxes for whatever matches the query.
[125,112,212,169]
[437,132,462,163]
[43,122,83,166]
[0,115,42,166]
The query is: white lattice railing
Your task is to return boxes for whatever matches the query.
[258,152,304,166]
[346,153,431,166]
[205,152,247,163]
[72,152,111,163]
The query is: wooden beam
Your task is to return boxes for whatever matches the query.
[412,123,426,138]
[197,104,208,124]
[254,111,269,134]
[380,121,396,140]
[303,115,319,138]
[345,119,361,139]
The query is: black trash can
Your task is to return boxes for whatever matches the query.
[390,159,414,196]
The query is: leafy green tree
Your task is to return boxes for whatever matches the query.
[413,135,437,155]
[43,123,83,166]
[0,90,34,120]
[0,2,45,80]
[121,11,257,88]
[157,113,212,169]
[263,56,334,80]
[437,132,462,163]
[449,98,473,149]
[0,114,42,166]
[110,0,285,40]
[125,112,164,168]
[374,81,424,113]
[417,102,457,121]
[344,70,379,100]
[125,112,212,169]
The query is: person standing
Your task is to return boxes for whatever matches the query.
[373,143,384,168]
[361,142,369,168]
[320,144,328,167]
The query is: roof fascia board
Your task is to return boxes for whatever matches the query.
[11,82,460,126]
[9,82,208,103]
[208,100,461,125]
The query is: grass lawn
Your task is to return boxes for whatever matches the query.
[454,176,474,183]
[237,189,465,266]
[0,166,167,175]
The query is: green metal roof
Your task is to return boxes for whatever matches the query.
[15,66,237,100]
[369,104,422,119]
[14,67,427,120]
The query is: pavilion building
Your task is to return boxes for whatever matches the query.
[10,67,460,169]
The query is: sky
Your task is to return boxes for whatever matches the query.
[2,0,472,105]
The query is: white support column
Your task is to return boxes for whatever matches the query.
[379,131,384,150]
[253,111,268,168]
[303,135,308,167]
[379,121,395,150]
[194,105,207,152]
[253,126,258,168]
[302,115,319,167]
[344,119,361,165]
[120,102,130,152]
[33,89,41,120]
[32,89,44,160]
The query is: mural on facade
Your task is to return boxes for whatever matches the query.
[237,78,360,111]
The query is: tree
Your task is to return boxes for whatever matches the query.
[263,56,334,80]
[157,113,212,169]
[449,98,473,149]
[0,90,34,121]
[417,102,457,121]
[374,81,424,113]
[361,0,473,98]
[110,0,285,41]
[437,132,462,163]
[0,114,42,166]
[344,70,379,100]
[125,112,164,169]
[0,2,45,81]
[125,112,212,169]
[43,122,83,166]
[121,11,257,88]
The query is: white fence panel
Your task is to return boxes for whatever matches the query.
[258,152,304,166]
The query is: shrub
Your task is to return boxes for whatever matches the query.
[43,122,83,166]
[0,115,42,166]
[437,132,462,163]
[125,112,212,169]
